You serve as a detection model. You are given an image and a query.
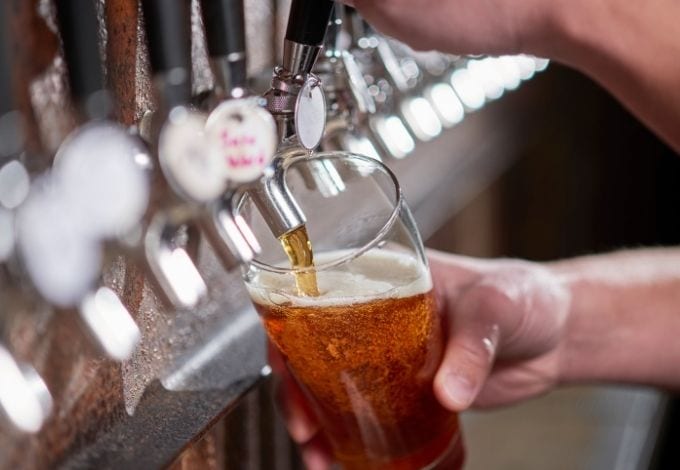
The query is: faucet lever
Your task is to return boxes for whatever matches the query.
[284,0,335,76]
[55,0,112,120]
[246,0,335,238]
[200,0,248,95]
[142,0,192,110]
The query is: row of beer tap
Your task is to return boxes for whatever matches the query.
[0,0,547,435]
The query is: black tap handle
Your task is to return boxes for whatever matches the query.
[285,0,335,46]
[54,0,105,105]
[141,0,191,76]
[0,4,13,115]
[200,0,246,58]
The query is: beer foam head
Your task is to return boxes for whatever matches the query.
[247,248,432,307]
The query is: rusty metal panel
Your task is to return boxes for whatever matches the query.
[169,379,303,470]
[0,1,283,468]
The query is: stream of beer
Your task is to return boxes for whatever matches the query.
[279,225,320,296]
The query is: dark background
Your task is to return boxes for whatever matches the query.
[428,63,680,470]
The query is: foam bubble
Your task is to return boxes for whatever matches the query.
[248,248,431,307]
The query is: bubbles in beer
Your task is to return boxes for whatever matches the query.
[250,249,462,469]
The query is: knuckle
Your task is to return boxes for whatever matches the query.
[467,282,516,318]
[454,338,494,369]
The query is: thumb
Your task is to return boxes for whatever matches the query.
[434,325,500,411]
[433,285,502,411]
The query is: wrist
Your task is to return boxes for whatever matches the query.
[526,0,640,76]
[547,250,680,389]
[547,260,617,387]
[524,0,601,65]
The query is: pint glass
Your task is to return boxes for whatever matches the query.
[240,153,464,469]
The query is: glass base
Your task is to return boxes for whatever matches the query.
[426,432,465,470]
[335,430,465,470]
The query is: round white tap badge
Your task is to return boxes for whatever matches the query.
[205,98,277,183]
[16,177,102,307]
[53,122,150,238]
[159,108,225,203]
[295,78,326,151]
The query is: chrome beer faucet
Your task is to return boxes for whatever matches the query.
[200,0,249,101]
[0,9,53,433]
[141,0,265,295]
[0,338,53,434]
[13,0,148,362]
[244,0,336,238]
[382,39,464,131]
[362,24,445,144]
[197,0,278,269]
[410,49,468,128]
[343,11,416,159]
[314,5,382,162]
[136,0,211,307]
[0,279,53,434]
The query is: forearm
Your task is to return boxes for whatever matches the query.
[545,0,680,152]
[550,248,680,389]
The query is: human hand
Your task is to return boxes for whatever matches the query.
[428,250,570,410]
[340,0,570,58]
[271,250,571,468]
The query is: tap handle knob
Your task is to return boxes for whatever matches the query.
[200,0,247,91]
[141,0,191,89]
[54,0,109,116]
[200,0,246,59]
[285,0,335,47]
[0,5,13,116]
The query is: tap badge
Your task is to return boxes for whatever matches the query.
[295,77,327,151]
[159,108,225,203]
[205,99,277,183]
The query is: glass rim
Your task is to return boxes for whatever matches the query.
[248,151,404,275]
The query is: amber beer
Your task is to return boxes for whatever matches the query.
[249,249,464,469]
[279,225,320,297]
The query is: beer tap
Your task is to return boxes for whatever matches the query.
[355,19,444,144]
[385,41,467,128]
[246,0,335,237]
[197,0,277,269]
[343,11,415,159]
[0,237,52,435]
[377,42,444,142]
[12,0,148,362]
[314,5,382,161]
[0,6,53,433]
[200,0,250,100]
[0,0,30,220]
[453,54,549,110]
[141,0,265,290]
